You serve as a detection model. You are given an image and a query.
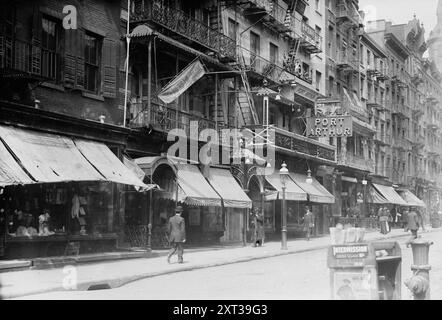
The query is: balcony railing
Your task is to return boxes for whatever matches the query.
[411,72,424,85]
[337,152,375,172]
[374,133,390,145]
[243,0,291,33]
[367,64,390,81]
[336,49,358,72]
[391,73,407,87]
[0,35,59,81]
[131,0,236,60]
[129,101,230,139]
[298,20,322,54]
[391,101,409,118]
[241,47,297,84]
[273,127,336,163]
[367,95,384,109]
[336,3,363,26]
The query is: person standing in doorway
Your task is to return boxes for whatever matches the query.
[406,207,420,247]
[167,206,186,264]
[303,205,314,241]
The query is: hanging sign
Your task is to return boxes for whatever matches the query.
[158,59,206,104]
[306,116,353,138]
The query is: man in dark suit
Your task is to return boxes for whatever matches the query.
[167,206,186,264]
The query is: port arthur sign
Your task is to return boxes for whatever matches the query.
[306,116,353,138]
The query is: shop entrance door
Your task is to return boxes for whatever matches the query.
[222,209,243,243]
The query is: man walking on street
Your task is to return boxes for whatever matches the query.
[406,207,420,247]
[167,206,186,264]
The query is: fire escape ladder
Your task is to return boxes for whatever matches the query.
[237,50,260,126]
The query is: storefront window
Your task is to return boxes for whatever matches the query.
[1,182,114,238]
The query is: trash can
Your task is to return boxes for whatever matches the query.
[327,241,402,300]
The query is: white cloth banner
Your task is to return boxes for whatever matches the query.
[158,59,206,104]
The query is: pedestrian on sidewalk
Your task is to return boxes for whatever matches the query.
[379,207,390,235]
[303,205,314,241]
[406,207,420,247]
[251,208,265,247]
[402,208,409,232]
[167,206,186,264]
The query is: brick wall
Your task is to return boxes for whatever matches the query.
[11,0,124,125]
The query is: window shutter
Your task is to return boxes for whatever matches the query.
[31,5,42,75]
[102,38,117,98]
[75,28,85,89]
[64,28,84,89]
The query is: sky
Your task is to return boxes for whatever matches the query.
[359,0,439,38]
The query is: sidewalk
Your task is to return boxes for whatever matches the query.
[1,227,440,299]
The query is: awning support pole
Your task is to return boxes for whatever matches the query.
[147,37,152,122]
[123,0,131,127]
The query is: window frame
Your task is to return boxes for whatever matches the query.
[84,32,102,93]
[41,15,62,82]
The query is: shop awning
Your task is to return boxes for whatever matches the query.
[0,125,156,190]
[397,189,426,208]
[175,164,222,207]
[368,185,388,204]
[289,173,335,204]
[0,140,33,186]
[123,155,147,181]
[372,183,408,206]
[264,173,307,201]
[0,125,105,183]
[74,140,153,189]
[206,168,252,208]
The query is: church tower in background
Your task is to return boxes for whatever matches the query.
[428,0,442,71]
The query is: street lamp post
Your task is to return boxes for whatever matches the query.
[280,162,289,250]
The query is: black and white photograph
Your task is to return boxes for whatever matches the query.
[1,0,442,307]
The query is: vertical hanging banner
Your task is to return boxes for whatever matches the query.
[158,59,206,104]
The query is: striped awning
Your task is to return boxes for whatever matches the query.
[264,173,307,201]
[372,183,408,206]
[175,164,222,207]
[397,189,426,208]
[0,125,156,191]
[206,168,252,208]
[0,140,33,186]
[289,173,335,204]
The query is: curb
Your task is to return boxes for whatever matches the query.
[3,228,439,299]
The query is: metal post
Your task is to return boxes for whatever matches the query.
[215,73,218,131]
[123,0,131,127]
[281,185,287,250]
[147,173,153,250]
[147,38,152,119]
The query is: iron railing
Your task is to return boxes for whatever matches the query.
[336,49,358,71]
[129,101,230,138]
[300,20,322,52]
[274,126,337,163]
[131,0,236,60]
[0,35,59,80]
[336,3,362,26]
[337,152,375,172]
[240,46,295,84]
